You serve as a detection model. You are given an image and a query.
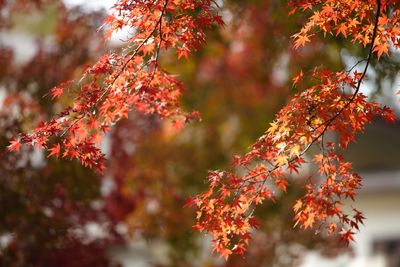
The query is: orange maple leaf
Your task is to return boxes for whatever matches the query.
[292,70,304,87]
[374,43,389,60]
[293,199,302,213]
[276,178,289,192]
[293,34,311,49]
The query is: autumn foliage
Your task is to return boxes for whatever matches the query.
[8,0,223,170]
[7,0,400,260]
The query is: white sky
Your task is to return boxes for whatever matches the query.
[63,0,116,11]
[63,0,132,45]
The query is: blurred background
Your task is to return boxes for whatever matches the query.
[0,0,399,266]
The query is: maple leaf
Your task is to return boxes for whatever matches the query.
[340,229,355,246]
[381,106,396,123]
[219,247,232,261]
[292,70,304,87]
[275,155,288,166]
[303,212,315,229]
[293,200,302,213]
[288,8,297,16]
[232,243,246,255]
[293,34,311,49]
[184,197,198,208]
[374,43,389,60]
[141,43,156,55]
[267,121,278,134]
[328,223,337,235]
[47,144,61,158]
[7,138,21,152]
[313,154,324,163]
[177,47,190,59]
[289,144,301,157]
[353,209,365,225]
[336,23,348,37]
[275,178,289,192]
[248,217,260,229]
[49,87,64,100]
[172,119,185,131]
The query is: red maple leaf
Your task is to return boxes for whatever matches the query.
[7,139,21,152]
[49,87,64,100]
[48,144,61,158]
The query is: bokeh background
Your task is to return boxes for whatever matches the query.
[0,1,399,266]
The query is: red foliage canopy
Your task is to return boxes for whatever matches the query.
[9,0,400,259]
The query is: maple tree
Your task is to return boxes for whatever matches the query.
[193,0,398,258]
[4,0,400,263]
[8,0,223,171]
[0,2,127,266]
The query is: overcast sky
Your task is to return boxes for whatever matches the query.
[63,0,116,11]
[63,0,133,45]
